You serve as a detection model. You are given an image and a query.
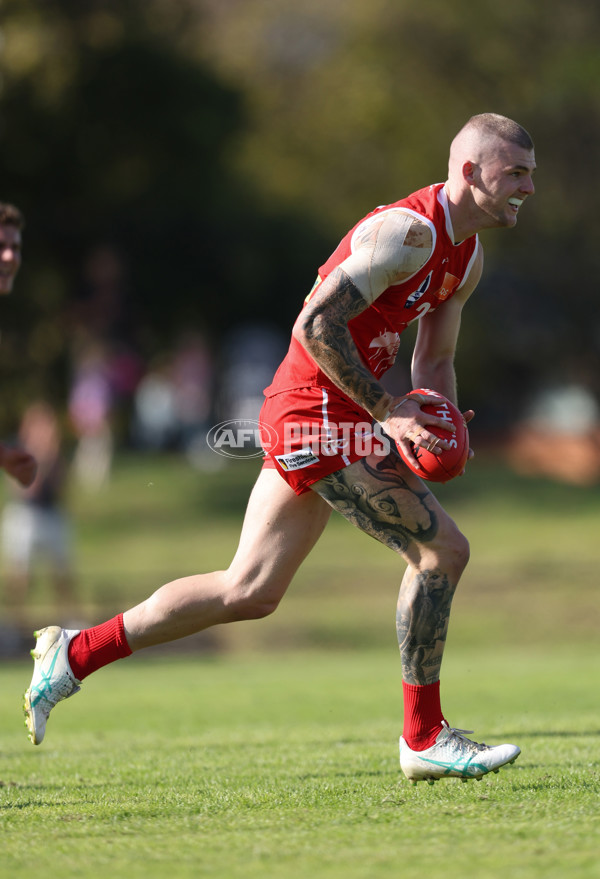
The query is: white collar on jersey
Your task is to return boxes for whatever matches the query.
[437,184,459,244]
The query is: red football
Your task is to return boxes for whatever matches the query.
[398,388,469,483]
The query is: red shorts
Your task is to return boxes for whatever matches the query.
[259,386,390,495]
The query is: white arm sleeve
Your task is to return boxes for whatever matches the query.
[337,209,432,305]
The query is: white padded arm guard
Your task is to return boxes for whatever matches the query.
[338,209,432,305]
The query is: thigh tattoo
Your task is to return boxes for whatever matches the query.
[314,452,438,553]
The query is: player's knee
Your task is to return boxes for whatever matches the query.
[443,529,470,577]
[423,524,469,581]
[222,579,281,621]
[238,596,280,621]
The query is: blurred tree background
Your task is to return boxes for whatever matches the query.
[1,0,599,438]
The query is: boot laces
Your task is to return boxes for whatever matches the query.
[442,720,488,751]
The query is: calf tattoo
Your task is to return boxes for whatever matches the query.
[315,454,457,685]
[396,569,456,685]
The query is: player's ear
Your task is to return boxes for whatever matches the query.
[462,161,477,185]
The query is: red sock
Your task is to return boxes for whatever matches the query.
[68,613,132,681]
[402,680,444,751]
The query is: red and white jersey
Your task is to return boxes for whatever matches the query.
[265,183,479,399]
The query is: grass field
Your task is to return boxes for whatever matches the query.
[1,649,599,879]
[1,452,599,878]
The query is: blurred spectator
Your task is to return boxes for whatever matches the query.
[1,401,78,628]
[0,201,37,489]
[68,342,114,489]
[67,243,144,483]
[172,330,215,448]
[132,331,216,466]
[132,355,178,451]
[219,322,287,423]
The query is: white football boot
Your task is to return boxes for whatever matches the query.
[400,721,520,784]
[24,626,82,745]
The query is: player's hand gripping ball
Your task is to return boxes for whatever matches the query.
[399,388,469,483]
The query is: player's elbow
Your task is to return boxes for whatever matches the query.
[291,314,309,347]
[292,310,325,356]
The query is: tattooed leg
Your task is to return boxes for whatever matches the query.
[396,567,457,685]
[313,451,469,683]
[313,452,440,554]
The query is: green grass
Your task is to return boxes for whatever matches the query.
[1,649,599,879]
[1,452,599,877]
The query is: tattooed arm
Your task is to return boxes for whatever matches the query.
[292,212,459,464]
[294,267,457,468]
[293,266,394,420]
[293,212,434,422]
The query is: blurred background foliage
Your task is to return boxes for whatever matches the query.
[1,0,599,436]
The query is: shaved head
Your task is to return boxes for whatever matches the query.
[443,114,536,239]
[449,113,534,177]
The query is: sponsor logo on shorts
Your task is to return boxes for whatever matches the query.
[275,448,320,471]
